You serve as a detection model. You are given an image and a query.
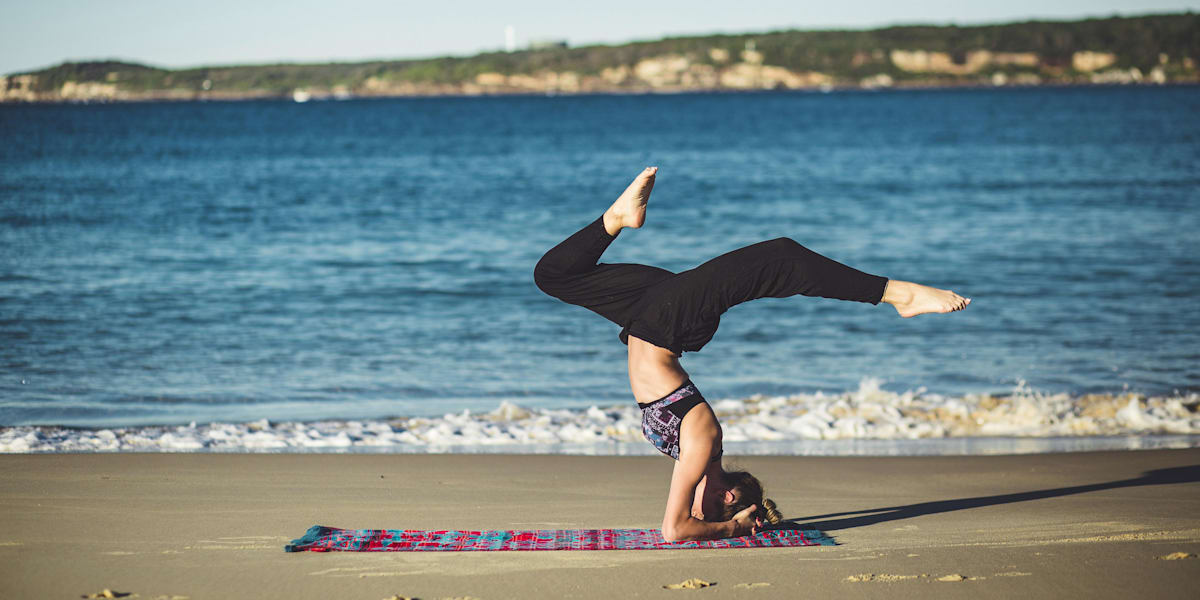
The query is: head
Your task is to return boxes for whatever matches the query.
[702,469,784,525]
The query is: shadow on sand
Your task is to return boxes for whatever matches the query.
[776,464,1200,533]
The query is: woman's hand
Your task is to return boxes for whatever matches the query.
[730,504,763,537]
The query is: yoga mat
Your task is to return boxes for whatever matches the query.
[285,525,834,552]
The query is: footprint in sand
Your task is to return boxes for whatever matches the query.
[81,590,133,599]
[1157,552,1197,560]
[936,574,967,582]
[664,578,714,589]
[846,573,980,583]
[734,582,770,589]
[383,595,480,600]
[845,573,924,582]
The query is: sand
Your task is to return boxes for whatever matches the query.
[1,449,1198,599]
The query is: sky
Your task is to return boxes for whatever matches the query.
[2,1,1198,75]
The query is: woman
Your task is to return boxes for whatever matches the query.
[533,167,970,542]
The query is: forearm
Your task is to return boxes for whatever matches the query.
[663,517,738,542]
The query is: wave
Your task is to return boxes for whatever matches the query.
[2,379,1197,454]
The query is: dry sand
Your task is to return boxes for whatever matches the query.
[2,449,1198,599]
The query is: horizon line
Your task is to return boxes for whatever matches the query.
[7,9,1190,77]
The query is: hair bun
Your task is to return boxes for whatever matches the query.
[761,498,783,524]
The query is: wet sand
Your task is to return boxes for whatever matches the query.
[2,449,1198,599]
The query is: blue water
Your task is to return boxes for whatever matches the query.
[2,86,1198,428]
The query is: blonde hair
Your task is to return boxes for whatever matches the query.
[719,470,783,525]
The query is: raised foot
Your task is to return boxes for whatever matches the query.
[883,280,971,318]
[603,166,657,235]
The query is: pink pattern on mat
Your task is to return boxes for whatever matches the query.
[285,525,834,552]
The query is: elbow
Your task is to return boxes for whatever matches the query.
[661,527,683,543]
[661,520,682,543]
[661,520,693,543]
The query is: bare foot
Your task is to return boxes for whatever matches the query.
[603,167,657,235]
[882,280,971,318]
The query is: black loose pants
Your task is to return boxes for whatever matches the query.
[534,216,888,354]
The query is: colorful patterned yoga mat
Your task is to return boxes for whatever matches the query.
[284,525,834,552]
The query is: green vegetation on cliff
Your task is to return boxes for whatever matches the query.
[4,13,1197,101]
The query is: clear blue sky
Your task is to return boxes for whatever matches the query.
[3,1,1197,75]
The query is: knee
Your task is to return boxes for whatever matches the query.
[761,237,818,263]
[767,237,805,253]
[533,256,562,295]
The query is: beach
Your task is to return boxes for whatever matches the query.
[3,449,1197,599]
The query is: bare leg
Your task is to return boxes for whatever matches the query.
[881,280,971,318]
[532,167,674,330]
[603,166,656,235]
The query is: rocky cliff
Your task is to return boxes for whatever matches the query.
[3,13,1196,103]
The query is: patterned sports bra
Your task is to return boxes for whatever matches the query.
[638,381,723,461]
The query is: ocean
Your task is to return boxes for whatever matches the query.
[1,86,1198,453]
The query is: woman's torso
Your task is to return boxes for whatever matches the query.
[639,379,723,461]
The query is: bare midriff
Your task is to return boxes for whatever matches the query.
[626,335,690,404]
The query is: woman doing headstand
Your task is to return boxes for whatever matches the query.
[534,167,970,542]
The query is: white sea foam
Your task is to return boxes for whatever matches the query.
[2,379,1197,454]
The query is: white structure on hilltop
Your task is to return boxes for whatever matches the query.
[505,25,516,52]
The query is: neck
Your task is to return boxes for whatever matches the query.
[705,460,726,483]
[692,462,729,520]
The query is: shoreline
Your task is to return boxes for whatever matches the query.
[3,449,1198,598]
[3,434,1199,457]
[5,383,1197,453]
[1,81,1196,106]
